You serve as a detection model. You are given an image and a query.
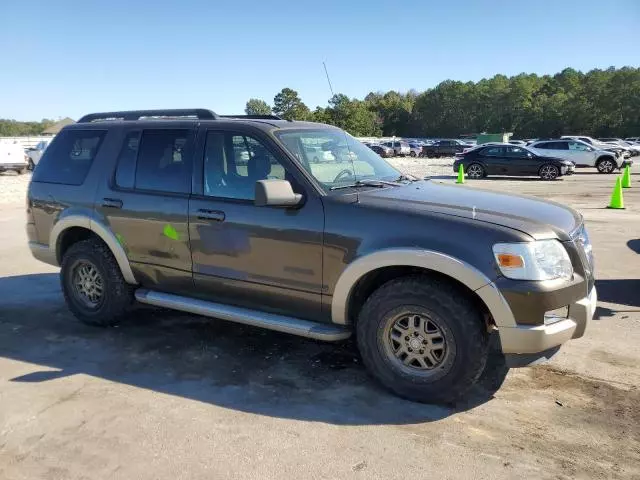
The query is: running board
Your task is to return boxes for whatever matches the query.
[135,289,352,342]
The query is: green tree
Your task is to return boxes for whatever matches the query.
[244,98,272,115]
[273,88,310,120]
[323,94,381,136]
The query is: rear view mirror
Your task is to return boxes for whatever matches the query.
[255,179,303,207]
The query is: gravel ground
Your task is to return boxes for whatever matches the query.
[1,163,639,480]
[0,172,31,205]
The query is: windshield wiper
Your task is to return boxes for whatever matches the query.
[330,179,396,191]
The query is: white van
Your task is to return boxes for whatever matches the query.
[0,143,29,174]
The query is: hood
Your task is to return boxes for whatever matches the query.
[358,180,581,240]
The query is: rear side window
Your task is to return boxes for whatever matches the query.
[134,129,193,194]
[481,146,503,156]
[548,141,569,150]
[33,129,106,185]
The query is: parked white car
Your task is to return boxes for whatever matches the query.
[561,135,630,158]
[26,139,52,169]
[0,143,29,174]
[382,141,411,156]
[529,139,630,173]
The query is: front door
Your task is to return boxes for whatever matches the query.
[188,127,325,321]
[502,145,540,175]
[95,126,196,293]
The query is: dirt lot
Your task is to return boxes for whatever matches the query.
[1,163,639,480]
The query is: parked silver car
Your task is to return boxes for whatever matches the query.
[382,141,410,156]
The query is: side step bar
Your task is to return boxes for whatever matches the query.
[135,289,352,342]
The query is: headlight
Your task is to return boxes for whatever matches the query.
[493,240,573,281]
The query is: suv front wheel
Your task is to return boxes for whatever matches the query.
[60,238,134,326]
[356,275,489,404]
[596,157,616,174]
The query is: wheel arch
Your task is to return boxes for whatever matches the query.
[330,249,515,327]
[50,214,138,284]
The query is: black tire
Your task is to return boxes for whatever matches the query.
[466,163,485,179]
[596,157,616,174]
[356,275,489,404]
[28,159,35,171]
[539,164,559,180]
[60,238,134,326]
[410,151,417,157]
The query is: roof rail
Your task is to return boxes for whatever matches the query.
[77,109,218,123]
[219,114,283,120]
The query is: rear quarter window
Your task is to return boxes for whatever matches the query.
[32,129,106,185]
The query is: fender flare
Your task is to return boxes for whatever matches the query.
[330,248,515,327]
[49,214,138,285]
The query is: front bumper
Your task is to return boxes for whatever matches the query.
[498,286,597,355]
[0,163,27,171]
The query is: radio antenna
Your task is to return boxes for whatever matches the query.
[321,61,358,197]
[323,62,335,96]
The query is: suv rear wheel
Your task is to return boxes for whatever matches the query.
[60,238,134,326]
[356,275,489,404]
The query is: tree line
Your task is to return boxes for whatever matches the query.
[0,119,56,137]
[246,67,640,139]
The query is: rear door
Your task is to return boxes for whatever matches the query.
[534,141,570,161]
[94,125,195,293]
[477,145,504,174]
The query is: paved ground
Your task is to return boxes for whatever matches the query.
[1,164,639,480]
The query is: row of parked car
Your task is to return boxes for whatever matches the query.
[452,136,634,180]
[363,139,473,158]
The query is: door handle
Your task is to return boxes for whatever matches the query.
[197,209,225,222]
[102,198,123,209]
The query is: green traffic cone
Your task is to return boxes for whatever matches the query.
[455,164,465,184]
[607,177,624,209]
[622,164,631,188]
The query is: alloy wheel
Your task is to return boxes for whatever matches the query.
[383,312,450,376]
[72,261,104,308]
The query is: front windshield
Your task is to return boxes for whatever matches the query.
[275,128,401,190]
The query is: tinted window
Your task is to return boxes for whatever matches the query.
[33,129,106,185]
[568,141,590,151]
[135,129,192,194]
[548,141,569,150]
[505,146,528,158]
[114,131,140,189]
[204,132,286,200]
[481,146,503,156]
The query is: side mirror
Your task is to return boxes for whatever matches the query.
[255,179,303,207]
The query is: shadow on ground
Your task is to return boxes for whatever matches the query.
[595,278,640,308]
[0,273,508,426]
[628,239,640,254]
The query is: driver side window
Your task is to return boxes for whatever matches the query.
[203,132,286,200]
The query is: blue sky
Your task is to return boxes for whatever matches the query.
[2,0,639,121]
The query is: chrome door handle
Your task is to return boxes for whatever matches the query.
[197,209,225,221]
[102,198,123,209]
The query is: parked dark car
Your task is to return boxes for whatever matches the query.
[367,144,394,157]
[422,139,470,157]
[453,144,575,180]
[27,109,596,404]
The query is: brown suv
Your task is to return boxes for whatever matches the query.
[27,109,597,403]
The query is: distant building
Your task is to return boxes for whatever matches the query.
[42,117,75,135]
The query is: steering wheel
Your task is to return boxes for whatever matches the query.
[333,169,354,183]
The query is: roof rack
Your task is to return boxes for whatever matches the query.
[220,114,283,120]
[77,109,218,123]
